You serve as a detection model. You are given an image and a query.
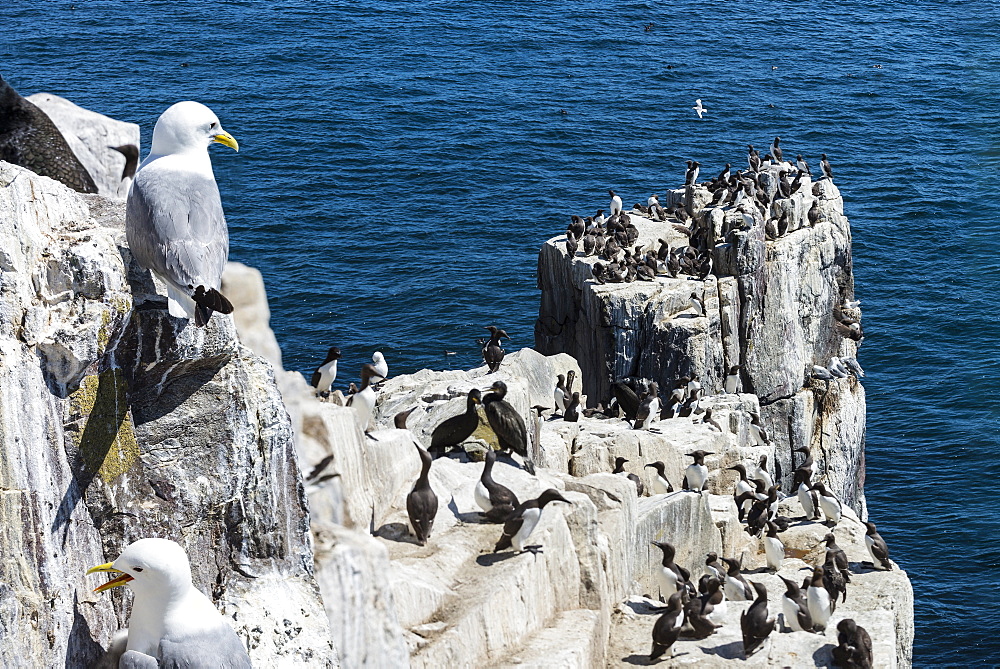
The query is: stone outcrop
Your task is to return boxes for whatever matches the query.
[0,160,333,666]
[27,93,139,201]
[280,352,911,668]
[535,177,867,515]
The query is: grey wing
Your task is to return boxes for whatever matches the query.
[157,625,252,669]
[126,166,229,292]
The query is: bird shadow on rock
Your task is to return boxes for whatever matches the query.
[374,523,422,546]
[812,643,836,667]
[65,592,108,668]
[453,511,494,525]
[745,566,774,575]
[700,640,744,659]
[475,552,518,567]
[623,599,667,615]
[620,653,651,666]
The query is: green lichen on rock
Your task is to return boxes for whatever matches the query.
[69,369,138,482]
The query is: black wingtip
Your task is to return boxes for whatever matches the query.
[191,286,234,327]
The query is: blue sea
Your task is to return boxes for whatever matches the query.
[4,1,997,664]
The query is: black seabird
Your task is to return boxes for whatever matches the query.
[563,391,580,422]
[748,145,761,172]
[482,326,509,373]
[864,521,892,570]
[685,160,700,186]
[111,144,140,180]
[0,74,98,193]
[483,380,535,475]
[741,581,775,658]
[310,346,342,395]
[493,489,570,554]
[644,461,673,494]
[833,619,874,669]
[705,552,725,582]
[406,443,438,546]
[722,557,753,602]
[795,469,820,520]
[682,450,712,491]
[649,592,684,662]
[820,153,834,180]
[769,136,783,163]
[823,532,852,584]
[778,575,813,633]
[612,381,640,420]
[430,389,482,451]
[717,163,731,182]
[728,465,755,520]
[474,449,520,522]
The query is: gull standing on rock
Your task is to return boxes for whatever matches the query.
[87,538,251,668]
[372,351,389,380]
[126,101,239,326]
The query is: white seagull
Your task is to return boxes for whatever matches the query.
[692,99,706,119]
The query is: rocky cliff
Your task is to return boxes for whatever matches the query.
[535,178,867,516]
[0,158,333,664]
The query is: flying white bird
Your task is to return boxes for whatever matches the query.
[692,99,706,119]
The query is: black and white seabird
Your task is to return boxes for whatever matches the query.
[0,75,98,193]
[749,412,769,446]
[813,482,843,525]
[651,541,690,600]
[764,521,784,572]
[406,442,438,546]
[823,551,849,605]
[348,364,383,434]
[644,461,673,495]
[483,380,535,475]
[795,154,811,175]
[820,153,834,180]
[482,326,509,373]
[729,465,755,521]
[795,469,820,520]
[863,521,892,570]
[493,489,570,554]
[778,575,813,633]
[806,567,835,631]
[682,450,712,491]
[553,374,568,415]
[475,449,520,522]
[794,445,815,476]
[310,346,342,395]
[649,592,685,661]
[754,454,774,490]
[633,382,660,430]
[741,581,775,658]
[833,619,874,669]
[685,160,700,186]
[705,552,725,582]
[725,365,740,394]
[609,190,623,216]
[721,557,754,602]
[430,389,482,451]
[717,163,731,182]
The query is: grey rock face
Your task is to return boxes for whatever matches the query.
[0,160,333,667]
[535,175,865,511]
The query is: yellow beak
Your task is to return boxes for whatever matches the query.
[86,562,134,593]
[212,131,239,152]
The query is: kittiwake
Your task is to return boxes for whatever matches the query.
[87,538,252,668]
[126,101,239,326]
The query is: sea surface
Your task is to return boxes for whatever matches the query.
[3,1,997,664]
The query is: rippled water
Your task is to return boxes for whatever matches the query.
[4,1,997,663]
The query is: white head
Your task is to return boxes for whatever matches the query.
[150,101,239,156]
[373,351,385,364]
[88,538,193,600]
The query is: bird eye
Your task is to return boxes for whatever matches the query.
[210,121,217,129]
[132,567,143,572]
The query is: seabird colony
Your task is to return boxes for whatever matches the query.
[74,100,881,665]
